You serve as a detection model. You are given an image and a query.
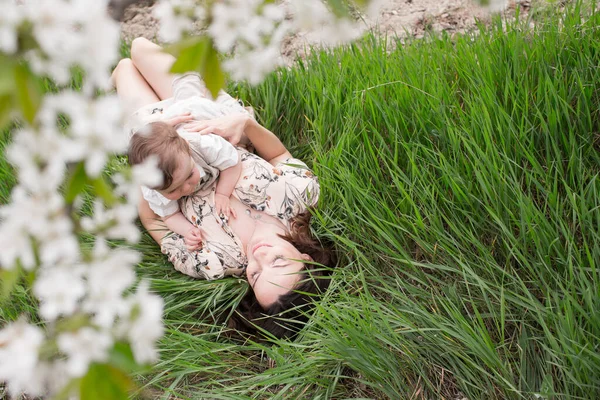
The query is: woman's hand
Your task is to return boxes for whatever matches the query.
[164,112,194,127]
[214,193,237,220]
[184,113,249,145]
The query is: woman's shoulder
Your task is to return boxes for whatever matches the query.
[236,151,319,222]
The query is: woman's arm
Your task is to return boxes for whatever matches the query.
[184,114,292,166]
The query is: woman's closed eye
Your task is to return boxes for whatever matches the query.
[272,255,286,266]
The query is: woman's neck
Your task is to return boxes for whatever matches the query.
[227,197,287,253]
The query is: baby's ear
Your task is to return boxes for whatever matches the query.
[300,254,313,262]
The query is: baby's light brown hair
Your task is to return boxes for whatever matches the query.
[128,121,190,191]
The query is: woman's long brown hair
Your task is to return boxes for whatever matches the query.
[227,212,337,340]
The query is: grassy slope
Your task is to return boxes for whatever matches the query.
[2,2,600,399]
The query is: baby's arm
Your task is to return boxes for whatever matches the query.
[214,154,242,219]
[163,211,204,251]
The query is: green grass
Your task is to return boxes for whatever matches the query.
[2,1,600,399]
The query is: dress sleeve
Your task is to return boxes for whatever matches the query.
[234,151,320,221]
[160,233,226,280]
[160,228,246,280]
[141,186,179,218]
[186,133,239,171]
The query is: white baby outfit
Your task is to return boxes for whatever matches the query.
[126,73,250,218]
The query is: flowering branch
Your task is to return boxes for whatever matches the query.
[0,0,510,398]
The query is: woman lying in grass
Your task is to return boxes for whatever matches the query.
[112,38,336,338]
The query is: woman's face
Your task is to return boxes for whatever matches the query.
[246,234,311,308]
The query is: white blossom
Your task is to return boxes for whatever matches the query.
[208,0,285,53]
[288,0,330,31]
[0,188,36,269]
[0,187,78,270]
[82,239,139,328]
[0,0,23,54]
[81,201,140,243]
[58,327,113,378]
[154,0,205,43]
[0,320,44,397]
[224,42,283,85]
[113,155,163,204]
[365,0,386,19]
[119,280,164,364]
[482,0,509,12]
[24,0,120,89]
[33,265,86,320]
[39,92,126,177]
[6,127,68,193]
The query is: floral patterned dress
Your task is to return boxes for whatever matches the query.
[159,149,320,280]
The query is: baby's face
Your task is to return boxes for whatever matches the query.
[159,152,201,201]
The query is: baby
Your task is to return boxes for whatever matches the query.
[128,119,241,251]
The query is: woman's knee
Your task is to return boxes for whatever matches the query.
[131,37,156,65]
[111,58,134,85]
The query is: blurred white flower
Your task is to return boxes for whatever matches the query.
[119,280,164,364]
[154,0,205,43]
[6,127,68,193]
[81,201,140,243]
[83,239,138,328]
[209,0,285,53]
[0,187,78,270]
[24,0,119,89]
[34,265,86,320]
[0,0,23,54]
[287,0,364,46]
[58,327,113,378]
[479,0,509,12]
[365,0,386,18]
[288,0,330,31]
[0,188,36,269]
[39,92,126,177]
[0,320,44,397]
[224,42,283,85]
[113,155,163,204]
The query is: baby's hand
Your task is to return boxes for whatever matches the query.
[214,193,237,220]
[184,227,204,251]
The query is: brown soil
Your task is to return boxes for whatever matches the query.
[119,0,533,66]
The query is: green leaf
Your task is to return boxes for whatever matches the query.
[109,342,148,373]
[13,63,43,124]
[53,377,82,400]
[0,94,15,134]
[168,36,225,98]
[80,363,135,400]
[0,57,17,132]
[0,266,22,301]
[65,163,88,204]
[169,37,208,74]
[203,43,226,99]
[91,175,116,206]
[0,56,16,95]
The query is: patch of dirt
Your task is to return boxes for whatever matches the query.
[119,0,533,65]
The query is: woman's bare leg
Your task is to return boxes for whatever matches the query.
[111,58,168,245]
[130,37,178,101]
[111,57,160,116]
